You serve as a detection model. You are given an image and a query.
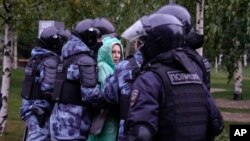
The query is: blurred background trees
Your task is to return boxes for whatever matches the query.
[0,0,249,136]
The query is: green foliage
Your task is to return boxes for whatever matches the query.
[2,0,168,57]
[205,0,250,80]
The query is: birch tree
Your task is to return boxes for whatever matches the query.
[234,60,243,100]
[0,0,13,134]
[205,0,250,100]
[169,0,176,4]
[195,0,204,56]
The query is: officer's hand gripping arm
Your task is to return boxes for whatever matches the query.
[30,105,47,128]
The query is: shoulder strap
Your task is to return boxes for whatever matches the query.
[25,55,50,76]
[147,63,172,107]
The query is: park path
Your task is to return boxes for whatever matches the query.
[215,98,250,123]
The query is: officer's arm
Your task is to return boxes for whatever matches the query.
[102,74,119,103]
[78,56,105,106]
[41,56,59,96]
[102,60,132,104]
[125,71,161,141]
[207,96,224,137]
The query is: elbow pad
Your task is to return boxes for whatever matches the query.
[78,56,98,87]
[43,56,60,85]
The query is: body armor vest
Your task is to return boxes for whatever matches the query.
[182,48,211,90]
[21,55,58,100]
[148,60,208,141]
[52,53,87,105]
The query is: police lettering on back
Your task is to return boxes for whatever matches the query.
[167,71,201,85]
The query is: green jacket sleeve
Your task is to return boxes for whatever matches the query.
[98,62,114,88]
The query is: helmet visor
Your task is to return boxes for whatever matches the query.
[121,20,146,42]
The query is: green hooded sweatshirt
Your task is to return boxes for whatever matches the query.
[97,36,124,87]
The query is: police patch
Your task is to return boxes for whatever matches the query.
[130,89,139,107]
[167,71,201,85]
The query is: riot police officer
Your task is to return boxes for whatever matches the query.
[20,26,68,141]
[121,13,223,141]
[49,18,117,141]
[156,4,211,91]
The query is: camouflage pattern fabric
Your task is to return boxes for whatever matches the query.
[20,47,58,141]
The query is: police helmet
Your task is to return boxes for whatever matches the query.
[156,4,192,34]
[40,27,68,54]
[74,19,101,48]
[122,13,184,61]
[93,17,116,37]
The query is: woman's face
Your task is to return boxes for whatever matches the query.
[112,44,121,64]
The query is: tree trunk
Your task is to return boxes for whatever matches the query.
[233,60,243,100]
[243,51,247,67]
[215,56,218,73]
[169,0,176,4]
[12,33,18,69]
[196,0,204,56]
[0,24,12,134]
[218,53,223,66]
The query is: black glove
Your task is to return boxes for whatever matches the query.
[31,106,47,128]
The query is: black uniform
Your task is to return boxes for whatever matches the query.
[125,50,223,141]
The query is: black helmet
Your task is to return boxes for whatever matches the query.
[74,19,101,49]
[156,4,192,34]
[122,13,184,62]
[93,17,116,37]
[39,27,68,54]
[185,28,204,49]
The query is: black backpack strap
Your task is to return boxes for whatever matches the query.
[52,53,88,105]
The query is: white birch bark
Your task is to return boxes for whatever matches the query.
[0,24,12,134]
[196,0,204,56]
[243,52,247,67]
[233,60,243,100]
[215,57,218,73]
[12,33,18,69]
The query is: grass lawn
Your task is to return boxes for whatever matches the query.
[211,67,250,100]
[0,68,25,141]
[0,67,249,140]
[211,67,250,141]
